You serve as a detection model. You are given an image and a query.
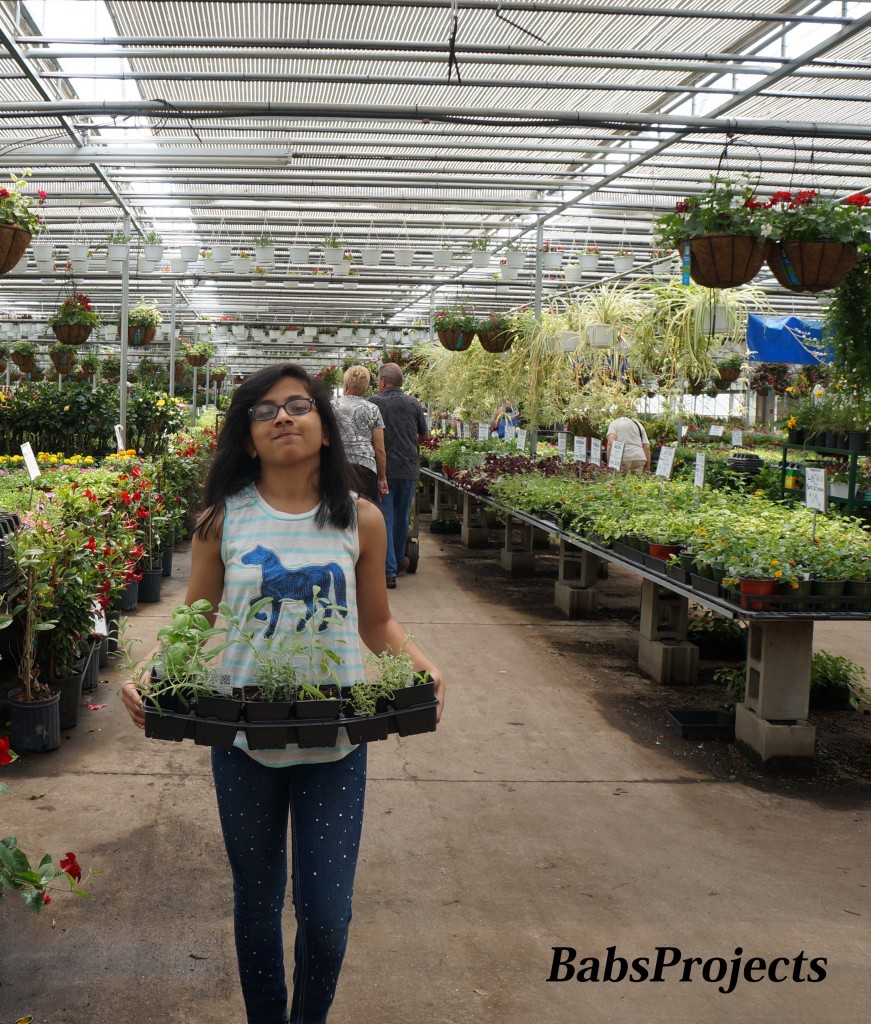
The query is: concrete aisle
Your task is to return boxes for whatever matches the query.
[2,535,870,1024]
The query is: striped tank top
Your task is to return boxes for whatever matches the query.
[221,484,362,767]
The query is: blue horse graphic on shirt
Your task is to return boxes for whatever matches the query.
[241,545,348,638]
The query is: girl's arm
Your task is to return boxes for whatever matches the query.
[355,498,445,721]
[119,510,226,729]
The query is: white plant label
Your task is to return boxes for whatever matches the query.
[731,429,744,447]
[91,600,108,637]
[557,432,569,458]
[205,671,234,696]
[441,418,448,433]
[517,428,528,451]
[20,442,40,480]
[115,424,126,451]
[608,440,625,471]
[462,422,470,440]
[573,436,587,462]
[804,467,828,513]
[505,422,516,442]
[656,446,676,478]
[477,423,489,441]
[709,424,725,437]
[694,453,707,489]
[590,438,603,466]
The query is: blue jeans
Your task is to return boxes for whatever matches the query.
[211,745,367,1024]
[380,477,417,576]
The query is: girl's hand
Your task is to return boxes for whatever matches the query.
[427,666,446,723]
[120,679,145,730]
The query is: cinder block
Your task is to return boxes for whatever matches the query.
[554,581,599,618]
[503,517,533,553]
[744,620,813,721]
[461,525,490,548]
[638,578,689,642]
[499,549,536,575]
[637,637,699,686]
[735,703,816,762]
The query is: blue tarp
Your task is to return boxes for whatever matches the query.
[746,314,832,365]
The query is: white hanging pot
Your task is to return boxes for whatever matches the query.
[233,257,252,274]
[560,331,580,352]
[107,259,124,273]
[36,259,54,273]
[612,254,634,273]
[269,329,282,340]
[69,243,88,261]
[232,324,248,339]
[255,245,275,264]
[107,243,129,261]
[214,325,230,339]
[212,243,232,262]
[499,265,519,281]
[12,257,28,272]
[318,333,333,344]
[137,256,156,272]
[432,248,453,266]
[170,257,188,273]
[698,303,735,335]
[652,256,674,274]
[303,326,318,337]
[288,245,309,263]
[393,249,414,266]
[71,258,89,273]
[564,266,583,283]
[179,243,199,261]
[32,242,53,261]
[343,278,359,288]
[323,246,344,264]
[360,248,382,265]
[144,244,164,262]
[540,251,562,269]
[338,327,353,339]
[505,250,525,269]
[469,250,490,268]
[587,323,616,348]
[332,261,350,277]
[578,253,599,271]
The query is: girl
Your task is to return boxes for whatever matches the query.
[121,363,445,1024]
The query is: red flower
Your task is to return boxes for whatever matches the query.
[744,198,764,209]
[37,189,48,202]
[60,852,82,883]
[844,193,870,207]
[120,490,132,505]
[790,189,817,208]
[130,464,142,478]
[43,892,51,904]
[770,190,793,205]
[131,490,142,502]
[0,736,13,765]
[674,200,692,214]
[83,536,96,552]
[136,506,150,519]
[0,188,9,199]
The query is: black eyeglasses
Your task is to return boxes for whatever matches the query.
[248,397,317,421]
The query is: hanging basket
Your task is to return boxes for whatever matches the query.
[0,358,6,374]
[128,325,156,346]
[477,329,514,353]
[715,367,741,389]
[0,225,31,276]
[10,352,34,372]
[52,323,92,345]
[49,349,76,375]
[186,353,209,367]
[437,328,474,352]
[765,240,859,293]
[687,234,765,288]
[211,369,228,383]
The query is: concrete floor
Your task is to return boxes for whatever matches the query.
[2,535,870,1024]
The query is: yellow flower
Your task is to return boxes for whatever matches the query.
[787,415,796,428]
[754,489,764,496]
[790,580,799,590]
[63,405,70,412]
[770,559,779,566]
[156,399,165,407]
[774,570,783,578]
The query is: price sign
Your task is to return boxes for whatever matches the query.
[731,429,744,447]
[115,424,126,452]
[608,440,625,471]
[477,423,489,441]
[694,453,707,489]
[462,422,470,440]
[441,418,448,433]
[573,436,587,463]
[656,446,676,478]
[590,438,602,466]
[20,442,40,480]
[804,467,828,512]
[557,432,569,458]
[505,422,516,442]
[681,424,689,437]
[709,424,725,437]
[517,428,528,451]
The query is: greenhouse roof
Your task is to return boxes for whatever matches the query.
[2,0,871,336]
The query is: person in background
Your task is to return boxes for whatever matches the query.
[491,403,519,439]
[606,414,651,474]
[332,365,387,503]
[370,363,429,589]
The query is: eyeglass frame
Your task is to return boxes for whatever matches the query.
[248,396,318,421]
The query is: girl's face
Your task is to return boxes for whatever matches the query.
[245,377,329,466]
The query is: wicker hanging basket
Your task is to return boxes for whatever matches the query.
[186,353,209,367]
[52,323,92,345]
[715,367,741,390]
[765,241,859,293]
[0,225,31,276]
[688,234,765,288]
[477,329,514,353]
[128,325,156,346]
[10,352,34,372]
[49,349,76,375]
[436,328,474,352]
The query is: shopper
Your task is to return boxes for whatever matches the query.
[332,365,388,503]
[120,363,444,1024]
[491,403,519,439]
[369,363,429,589]
[605,414,651,474]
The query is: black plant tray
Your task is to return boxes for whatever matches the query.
[143,699,439,748]
[612,542,644,565]
[720,587,871,615]
[689,573,722,598]
[666,708,736,740]
[643,553,668,573]
[665,564,689,585]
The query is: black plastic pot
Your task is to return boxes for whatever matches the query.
[118,579,139,612]
[144,693,191,742]
[8,687,61,752]
[98,633,110,668]
[138,567,163,603]
[244,699,292,750]
[51,671,84,729]
[161,544,174,578]
[81,640,100,693]
[294,698,341,748]
[848,430,868,453]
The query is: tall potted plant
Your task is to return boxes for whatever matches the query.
[47,291,102,345]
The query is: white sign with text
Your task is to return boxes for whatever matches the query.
[731,429,744,447]
[656,446,676,479]
[557,432,569,459]
[709,424,725,437]
[804,467,828,512]
[505,422,516,442]
[608,440,625,471]
[694,453,707,489]
[517,428,528,451]
[574,436,587,463]
[590,438,602,466]
[477,423,489,441]
[20,442,40,480]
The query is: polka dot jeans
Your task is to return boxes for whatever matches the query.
[211,745,367,1024]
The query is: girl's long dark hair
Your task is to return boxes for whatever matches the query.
[197,363,354,537]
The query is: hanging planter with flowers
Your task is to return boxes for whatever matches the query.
[654,174,768,288]
[47,291,101,345]
[433,305,477,351]
[476,312,515,353]
[184,340,215,367]
[763,189,870,292]
[0,170,47,276]
[127,302,162,346]
[48,343,77,376]
[537,241,563,269]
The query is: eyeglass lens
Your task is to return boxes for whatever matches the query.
[250,398,314,420]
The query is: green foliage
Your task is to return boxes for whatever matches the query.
[0,168,47,235]
[142,229,163,245]
[653,174,767,247]
[0,380,118,455]
[47,292,102,329]
[107,229,131,244]
[766,190,871,244]
[433,305,478,332]
[128,302,163,328]
[826,257,871,392]
[0,835,88,913]
[811,651,870,709]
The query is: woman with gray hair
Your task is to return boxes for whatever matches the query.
[331,365,388,502]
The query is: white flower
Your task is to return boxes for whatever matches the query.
[730,197,744,210]
[760,223,773,237]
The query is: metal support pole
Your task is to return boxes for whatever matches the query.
[534,220,543,319]
[191,365,198,426]
[118,213,130,448]
[204,362,211,406]
[168,281,177,397]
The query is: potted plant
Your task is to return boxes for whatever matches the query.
[713,352,743,389]
[184,340,215,367]
[477,311,514,353]
[433,305,478,351]
[107,229,131,261]
[0,169,47,276]
[578,245,600,271]
[504,240,525,269]
[612,248,635,274]
[322,234,344,264]
[76,352,100,381]
[128,301,162,346]
[255,232,275,264]
[316,365,343,390]
[653,173,768,288]
[10,339,37,372]
[468,237,491,267]
[142,228,164,262]
[538,240,563,269]
[47,291,101,344]
[232,249,252,274]
[48,342,78,376]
